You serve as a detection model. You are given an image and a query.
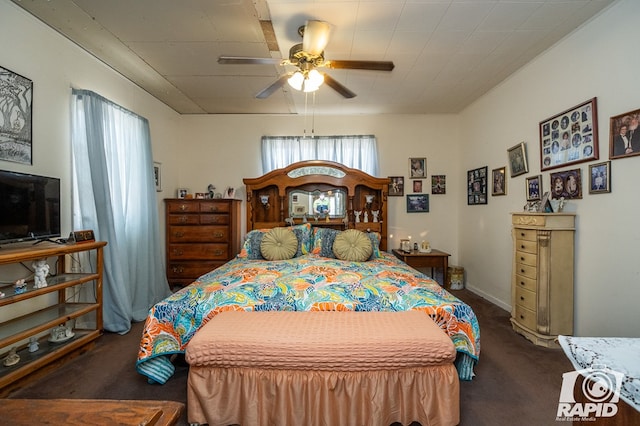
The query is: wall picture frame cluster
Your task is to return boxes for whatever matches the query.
[467,166,488,205]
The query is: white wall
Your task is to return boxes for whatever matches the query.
[177,113,462,261]
[458,0,640,337]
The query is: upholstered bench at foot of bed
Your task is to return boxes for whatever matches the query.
[185,311,460,426]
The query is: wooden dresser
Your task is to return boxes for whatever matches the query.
[165,199,241,287]
[511,213,575,347]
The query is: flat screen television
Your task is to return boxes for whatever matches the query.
[0,170,61,245]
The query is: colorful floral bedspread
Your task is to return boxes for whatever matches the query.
[136,252,481,384]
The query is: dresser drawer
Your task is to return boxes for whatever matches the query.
[514,305,537,331]
[515,286,536,311]
[515,262,537,280]
[514,228,538,241]
[515,238,537,254]
[167,261,220,279]
[200,214,230,225]
[199,201,230,213]
[166,200,199,213]
[514,273,537,292]
[168,244,229,260]
[515,250,537,267]
[168,214,200,225]
[168,226,229,243]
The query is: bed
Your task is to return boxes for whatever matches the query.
[136,161,480,423]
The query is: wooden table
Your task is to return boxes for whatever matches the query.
[392,248,450,286]
[0,399,184,425]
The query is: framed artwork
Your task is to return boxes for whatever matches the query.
[406,194,429,213]
[507,142,529,177]
[177,188,188,199]
[550,168,582,199]
[224,187,236,199]
[609,107,640,159]
[491,167,506,196]
[409,157,426,179]
[413,180,422,193]
[589,161,611,194]
[195,192,207,199]
[539,97,598,171]
[0,66,33,165]
[431,175,446,194]
[526,175,542,201]
[153,162,162,192]
[389,176,404,196]
[400,239,411,252]
[467,166,488,205]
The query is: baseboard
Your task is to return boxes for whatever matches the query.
[464,284,511,312]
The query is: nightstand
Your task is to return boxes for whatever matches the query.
[392,248,450,286]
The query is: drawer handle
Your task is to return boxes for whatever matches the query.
[214,250,224,256]
[520,269,525,273]
[213,232,224,238]
[520,281,525,286]
[520,232,525,237]
[520,257,525,261]
[172,249,184,256]
[175,232,184,238]
[520,314,525,319]
[520,245,525,249]
[172,266,184,274]
[178,216,187,223]
[520,296,525,301]
[179,204,187,211]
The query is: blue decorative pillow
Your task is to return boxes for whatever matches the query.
[311,228,340,258]
[238,223,313,260]
[366,232,382,259]
[289,223,313,257]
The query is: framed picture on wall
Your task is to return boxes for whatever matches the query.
[406,194,429,212]
[491,167,506,196]
[153,162,162,192]
[526,175,542,201]
[589,161,611,194]
[507,142,528,177]
[413,180,422,193]
[388,176,404,196]
[0,66,33,165]
[609,107,640,160]
[550,168,582,199]
[540,97,598,170]
[409,157,426,178]
[431,175,446,194]
[467,166,488,205]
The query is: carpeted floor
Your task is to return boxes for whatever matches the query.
[7,288,573,425]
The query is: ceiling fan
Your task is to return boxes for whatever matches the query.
[218,20,395,99]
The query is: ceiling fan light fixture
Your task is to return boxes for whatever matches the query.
[302,20,331,56]
[287,71,304,90]
[306,69,324,88]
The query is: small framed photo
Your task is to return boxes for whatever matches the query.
[507,142,529,177]
[195,192,207,199]
[492,167,506,196]
[389,176,404,196]
[153,162,162,192]
[540,97,598,170]
[550,168,582,199]
[431,175,446,194]
[467,166,488,205]
[177,188,188,199]
[409,157,426,179]
[400,239,411,253]
[406,194,429,213]
[609,108,640,159]
[224,187,236,199]
[413,180,422,193]
[589,161,611,194]
[526,175,542,201]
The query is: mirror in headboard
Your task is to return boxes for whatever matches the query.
[289,189,347,219]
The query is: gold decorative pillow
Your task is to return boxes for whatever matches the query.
[332,229,373,262]
[260,227,299,261]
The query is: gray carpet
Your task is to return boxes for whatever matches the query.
[8,289,573,425]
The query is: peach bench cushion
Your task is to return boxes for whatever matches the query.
[185,311,456,371]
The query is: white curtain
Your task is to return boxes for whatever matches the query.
[70,89,170,334]
[261,135,379,175]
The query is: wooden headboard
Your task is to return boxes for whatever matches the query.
[243,161,390,250]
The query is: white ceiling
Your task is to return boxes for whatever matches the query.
[12,0,615,115]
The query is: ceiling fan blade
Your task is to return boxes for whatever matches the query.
[323,74,356,99]
[256,74,290,99]
[326,60,395,72]
[218,56,283,66]
[303,20,331,56]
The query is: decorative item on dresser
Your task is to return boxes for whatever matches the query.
[164,199,241,288]
[511,213,575,347]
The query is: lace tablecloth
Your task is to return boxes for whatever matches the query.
[558,335,640,413]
